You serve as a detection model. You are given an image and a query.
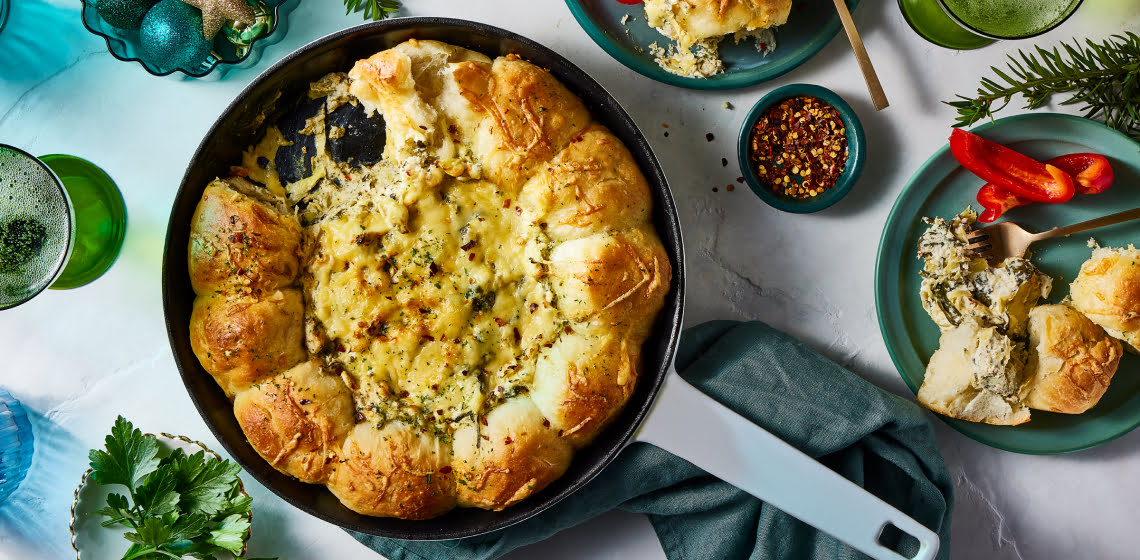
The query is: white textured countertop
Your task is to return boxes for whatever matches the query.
[2,0,1139,558]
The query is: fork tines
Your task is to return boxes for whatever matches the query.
[963,230,992,257]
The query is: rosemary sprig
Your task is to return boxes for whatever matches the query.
[946,32,1140,143]
[344,0,402,21]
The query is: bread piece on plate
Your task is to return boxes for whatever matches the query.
[917,322,1031,425]
[1023,304,1122,414]
[189,178,301,295]
[189,289,306,397]
[1070,245,1140,353]
[233,360,355,483]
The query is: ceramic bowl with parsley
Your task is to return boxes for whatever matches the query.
[70,417,261,560]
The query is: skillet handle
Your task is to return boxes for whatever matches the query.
[633,371,939,560]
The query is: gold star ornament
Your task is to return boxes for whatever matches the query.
[180,0,255,39]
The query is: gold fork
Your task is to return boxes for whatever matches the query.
[965,207,1140,264]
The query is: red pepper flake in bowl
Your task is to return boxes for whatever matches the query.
[748,95,848,199]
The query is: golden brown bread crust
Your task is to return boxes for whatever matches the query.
[326,423,457,519]
[1070,246,1140,353]
[451,397,573,509]
[190,40,671,519]
[233,360,355,483]
[1023,304,1122,414]
[519,126,652,242]
[189,289,306,397]
[189,179,302,295]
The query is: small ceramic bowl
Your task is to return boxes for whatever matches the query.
[736,84,865,213]
[80,0,298,78]
[70,433,252,559]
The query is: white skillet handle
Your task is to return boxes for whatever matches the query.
[634,370,940,560]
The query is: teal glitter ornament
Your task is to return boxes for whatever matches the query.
[95,0,158,30]
[139,0,215,72]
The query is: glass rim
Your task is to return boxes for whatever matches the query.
[934,0,1085,41]
[0,143,76,311]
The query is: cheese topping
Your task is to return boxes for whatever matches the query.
[249,73,568,440]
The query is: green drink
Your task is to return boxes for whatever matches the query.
[940,0,1083,38]
[0,146,127,309]
[899,0,1084,50]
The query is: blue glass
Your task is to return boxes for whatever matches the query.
[0,388,34,503]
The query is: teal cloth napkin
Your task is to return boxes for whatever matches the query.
[350,320,954,560]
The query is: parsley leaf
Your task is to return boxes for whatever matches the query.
[89,416,161,491]
[87,416,275,560]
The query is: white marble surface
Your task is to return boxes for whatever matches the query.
[1,0,1139,558]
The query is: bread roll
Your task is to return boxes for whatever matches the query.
[451,396,572,510]
[326,422,456,519]
[189,178,301,295]
[1023,304,1122,414]
[917,322,1031,426]
[189,289,306,397]
[233,360,354,483]
[1070,245,1140,353]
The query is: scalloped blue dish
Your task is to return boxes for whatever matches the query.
[80,0,298,78]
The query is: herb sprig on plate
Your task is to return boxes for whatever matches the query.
[88,416,272,560]
[946,32,1140,143]
[343,0,402,21]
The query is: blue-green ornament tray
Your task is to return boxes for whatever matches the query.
[80,0,298,78]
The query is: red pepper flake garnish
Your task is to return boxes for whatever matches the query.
[504,436,514,445]
[502,199,511,209]
[469,253,476,261]
[495,317,507,327]
[229,215,237,225]
[355,412,366,423]
[436,409,444,415]
[513,327,521,342]
[229,166,249,178]
[544,343,553,348]
[299,399,312,405]
[431,384,439,391]
[542,419,551,427]
[748,95,848,199]
[422,334,435,342]
[736,176,744,183]
[705,132,715,142]
[663,131,669,138]
[529,303,538,313]
[721,158,728,167]
[400,391,410,398]
[461,240,477,251]
[229,232,245,243]
[439,465,452,474]
[727,184,735,192]
[448,124,458,135]
[515,206,522,215]
[564,326,572,334]
[336,343,346,353]
[712,187,718,192]
[480,417,488,426]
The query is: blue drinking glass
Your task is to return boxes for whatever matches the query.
[0,388,34,503]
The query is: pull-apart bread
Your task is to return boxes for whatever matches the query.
[914,211,1121,424]
[1070,245,1140,353]
[187,40,671,518]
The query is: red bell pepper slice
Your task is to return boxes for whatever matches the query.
[976,183,1030,223]
[1047,153,1114,194]
[949,129,1075,203]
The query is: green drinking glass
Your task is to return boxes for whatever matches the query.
[0,145,127,309]
[899,0,1084,50]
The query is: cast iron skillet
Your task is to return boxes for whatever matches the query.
[163,19,940,559]
[162,18,685,540]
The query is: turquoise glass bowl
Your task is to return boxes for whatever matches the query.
[0,388,34,503]
[736,84,865,213]
[80,0,297,77]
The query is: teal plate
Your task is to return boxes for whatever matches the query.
[876,113,1140,454]
[565,0,857,90]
